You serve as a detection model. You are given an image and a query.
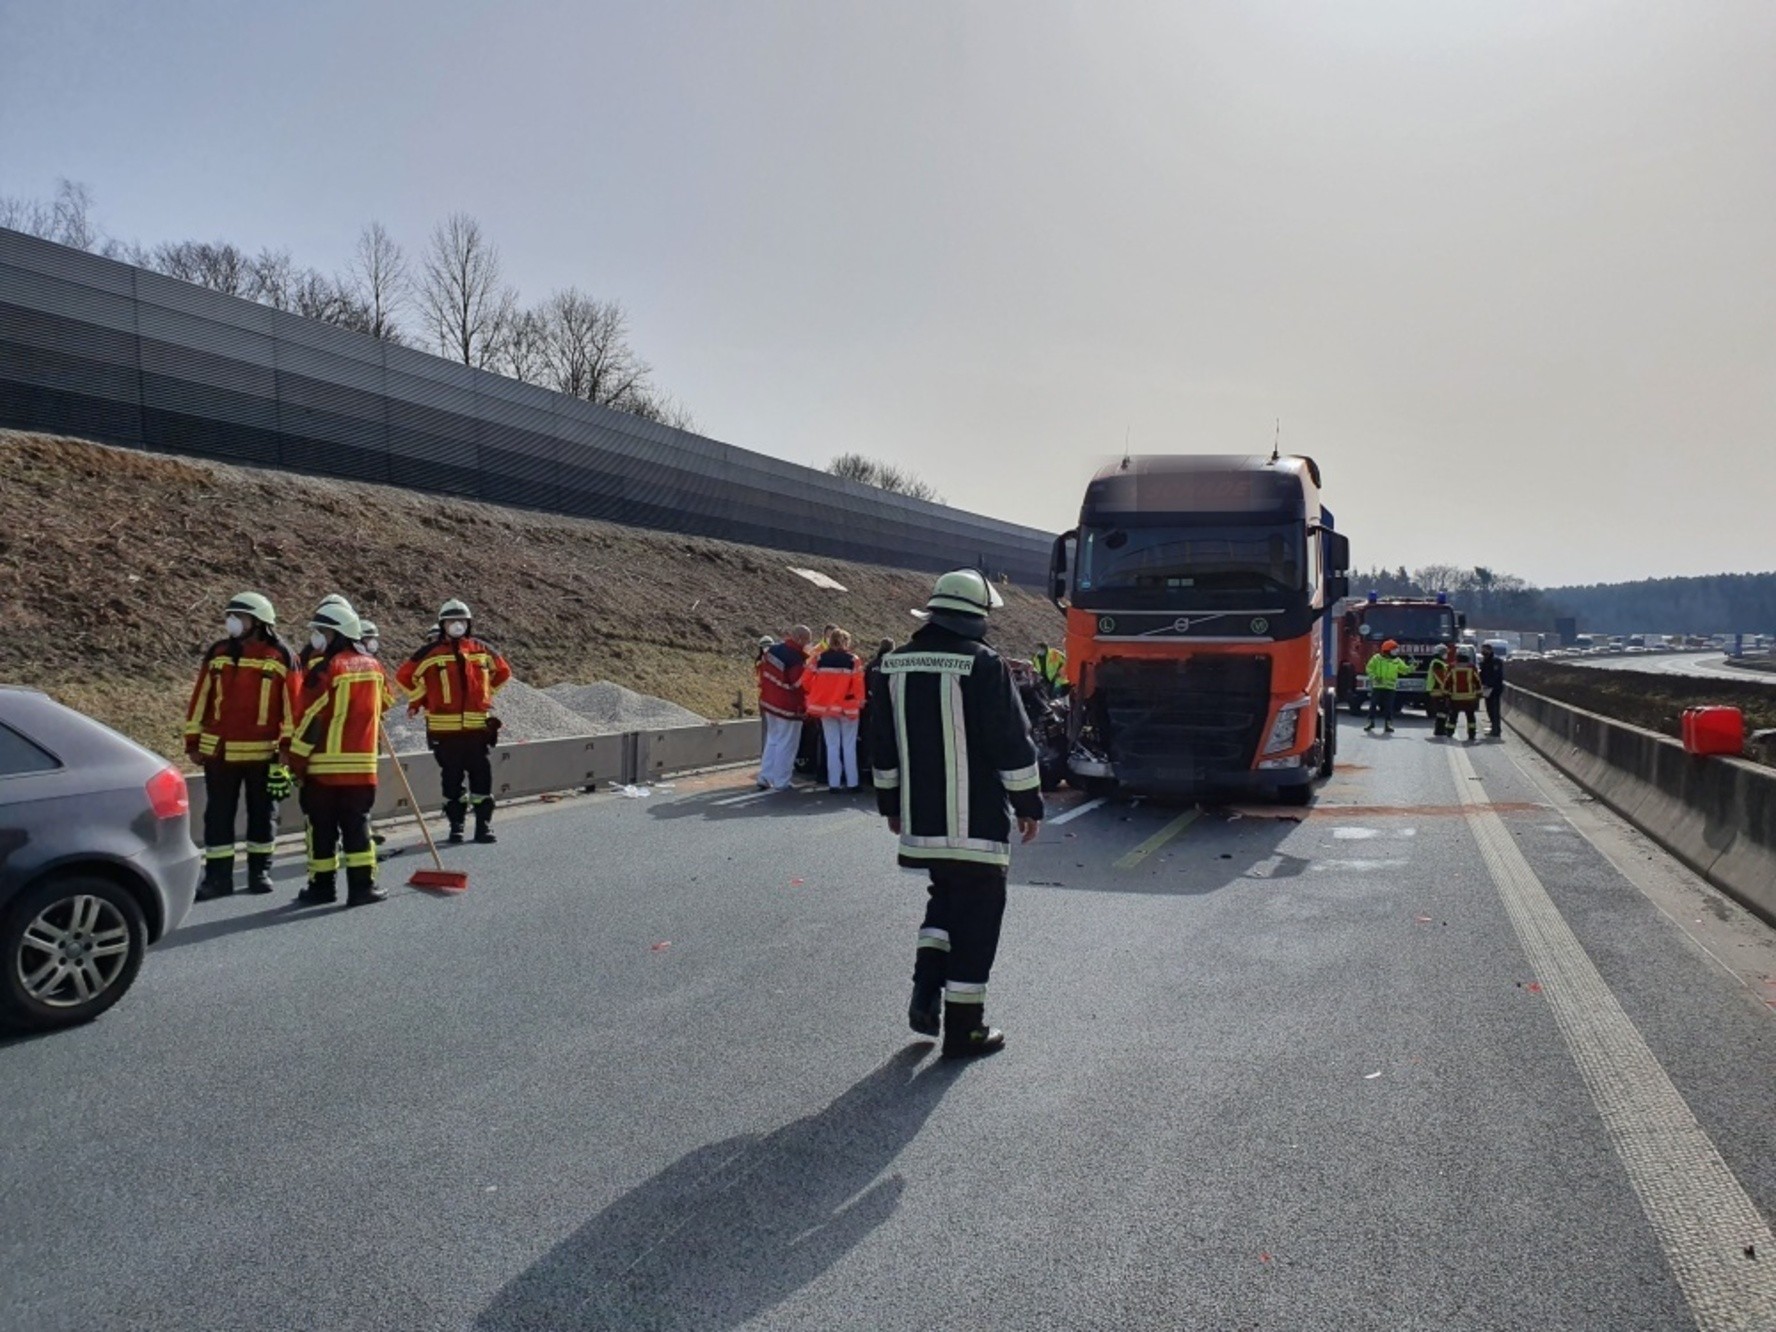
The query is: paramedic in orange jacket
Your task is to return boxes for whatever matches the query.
[286,603,390,907]
[394,598,512,844]
[804,628,866,792]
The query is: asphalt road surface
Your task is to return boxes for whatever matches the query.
[5,713,1775,1331]
[1567,651,1776,684]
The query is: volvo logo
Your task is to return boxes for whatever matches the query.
[1098,616,1116,634]
[1250,617,1270,635]
[1172,617,1191,633]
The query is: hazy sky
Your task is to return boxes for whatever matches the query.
[3,1,1771,585]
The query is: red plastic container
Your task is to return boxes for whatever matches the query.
[1681,706,1743,756]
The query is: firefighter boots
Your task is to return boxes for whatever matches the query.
[941,1002,1005,1058]
[296,873,338,906]
[346,871,388,908]
[194,859,234,902]
[908,953,945,1037]
[245,853,275,895]
[473,799,496,844]
[444,799,466,845]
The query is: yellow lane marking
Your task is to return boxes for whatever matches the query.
[1113,809,1200,870]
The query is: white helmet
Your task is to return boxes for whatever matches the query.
[310,602,364,642]
[914,568,1004,620]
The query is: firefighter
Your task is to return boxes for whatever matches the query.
[1449,645,1483,742]
[1480,642,1506,738]
[289,593,356,897]
[1364,639,1414,733]
[1032,642,1067,697]
[395,599,512,844]
[755,625,811,791]
[1426,645,1456,738]
[184,592,294,900]
[357,619,394,861]
[871,569,1044,1058]
[286,603,388,907]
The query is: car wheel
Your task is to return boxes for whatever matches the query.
[1,875,148,1032]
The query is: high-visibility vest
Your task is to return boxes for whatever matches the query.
[1033,648,1067,688]
[1426,658,1453,698]
[1449,664,1482,702]
[184,638,294,764]
[804,651,866,719]
[1366,654,1415,689]
[288,650,391,785]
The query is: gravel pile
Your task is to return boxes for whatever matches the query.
[382,679,598,752]
[544,681,708,734]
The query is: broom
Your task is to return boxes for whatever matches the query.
[380,720,469,892]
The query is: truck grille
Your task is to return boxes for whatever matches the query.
[1094,656,1273,791]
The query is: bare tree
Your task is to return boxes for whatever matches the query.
[621,386,696,431]
[826,453,943,503]
[149,239,254,296]
[348,221,408,342]
[419,212,509,368]
[498,302,550,384]
[0,178,98,249]
[247,247,298,309]
[537,288,653,406]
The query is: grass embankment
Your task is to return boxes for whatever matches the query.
[0,431,1062,759]
[1509,661,1776,740]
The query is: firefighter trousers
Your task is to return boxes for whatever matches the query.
[914,865,1009,1008]
[432,733,494,827]
[305,785,377,891]
[202,761,277,864]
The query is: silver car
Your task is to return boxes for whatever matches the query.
[0,687,199,1031]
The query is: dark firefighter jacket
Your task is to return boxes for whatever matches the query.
[870,623,1044,869]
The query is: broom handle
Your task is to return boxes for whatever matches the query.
[380,716,448,874]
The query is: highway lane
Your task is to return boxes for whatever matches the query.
[3,715,1774,1331]
[1565,651,1776,683]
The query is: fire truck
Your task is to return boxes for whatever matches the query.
[1047,454,1351,805]
[1334,592,1464,714]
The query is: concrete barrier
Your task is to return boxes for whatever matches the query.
[191,722,762,831]
[1505,685,1776,925]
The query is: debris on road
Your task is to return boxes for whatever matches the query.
[1364,1071,1382,1079]
[651,941,672,953]
[617,784,651,798]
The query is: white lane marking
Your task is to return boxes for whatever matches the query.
[712,789,774,808]
[1447,744,1776,1330]
[1049,797,1108,827]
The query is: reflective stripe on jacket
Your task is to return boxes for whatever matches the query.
[1449,664,1482,702]
[1366,654,1415,690]
[870,626,1044,868]
[803,650,865,719]
[185,638,294,764]
[394,637,511,736]
[1033,648,1067,688]
[288,650,390,785]
[1425,658,1453,697]
[756,642,808,720]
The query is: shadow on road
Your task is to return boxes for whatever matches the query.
[475,1043,960,1331]
[646,785,878,824]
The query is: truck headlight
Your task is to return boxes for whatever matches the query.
[1264,698,1312,754]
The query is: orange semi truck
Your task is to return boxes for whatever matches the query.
[1047,454,1351,805]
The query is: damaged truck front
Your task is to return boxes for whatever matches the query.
[1048,454,1351,805]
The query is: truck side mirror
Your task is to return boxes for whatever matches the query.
[1324,531,1351,574]
[1325,574,1349,603]
[1049,530,1076,611]
[1458,613,1468,629]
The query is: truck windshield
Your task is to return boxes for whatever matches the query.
[1361,606,1454,640]
[1074,523,1303,607]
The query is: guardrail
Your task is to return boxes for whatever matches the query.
[190,721,763,829]
[1505,685,1776,926]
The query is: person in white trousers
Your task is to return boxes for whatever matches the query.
[805,628,865,792]
[755,625,812,790]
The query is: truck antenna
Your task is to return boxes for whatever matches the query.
[1120,425,1132,471]
[1271,418,1281,464]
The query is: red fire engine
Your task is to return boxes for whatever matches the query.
[1335,592,1464,714]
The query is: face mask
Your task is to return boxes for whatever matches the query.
[363,637,379,655]
[310,631,329,652]
[224,615,246,638]
[445,621,468,639]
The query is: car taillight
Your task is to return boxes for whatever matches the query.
[146,766,189,819]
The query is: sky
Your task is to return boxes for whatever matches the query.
[2,0,1772,586]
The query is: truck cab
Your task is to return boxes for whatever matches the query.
[1335,593,1462,713]
[1048,454,1350,805]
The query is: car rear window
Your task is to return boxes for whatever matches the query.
[0,723,62,778]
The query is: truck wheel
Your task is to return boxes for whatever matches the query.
[1318,701,1337,779]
